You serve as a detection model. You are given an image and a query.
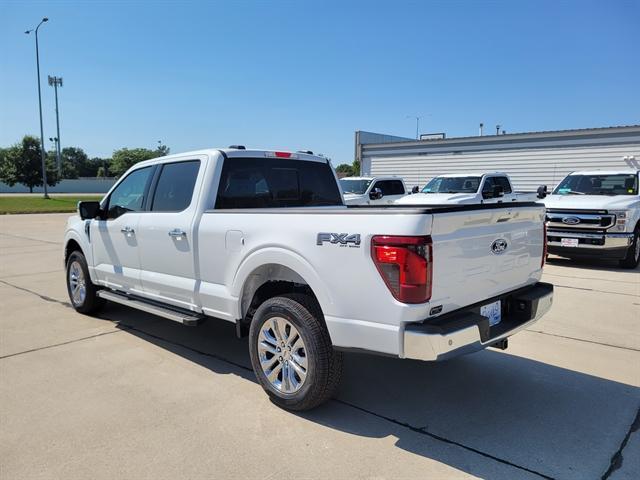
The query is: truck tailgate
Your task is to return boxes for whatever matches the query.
[430,204,545,314]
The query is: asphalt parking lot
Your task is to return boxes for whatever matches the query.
[1,213,638,480]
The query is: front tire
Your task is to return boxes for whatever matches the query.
[619,228,640,269]
[66,251,105,314]
[249,294,343,411]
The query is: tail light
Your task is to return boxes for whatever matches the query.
[542,222,548,267]
[371,235,432,304]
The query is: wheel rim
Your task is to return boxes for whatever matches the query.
[257,316,308,394]
[635,236,640,262]
[68,260,86,306]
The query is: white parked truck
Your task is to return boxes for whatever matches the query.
[339,176,407,205]
[64,147,553,410]
[395,172,547,205]
[543,169,640,268]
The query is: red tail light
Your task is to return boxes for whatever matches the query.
[541,222,547,268]
[274,151,292,158]
[371,235,432,304]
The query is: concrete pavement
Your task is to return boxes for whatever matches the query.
[1,213,638,479]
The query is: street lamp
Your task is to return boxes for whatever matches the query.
[25,17,49,199]
[406,115,422,140]
[48,75,63,176]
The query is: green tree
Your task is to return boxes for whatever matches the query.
[155,142,170,157]
[96,166,106,178]
[335,163,354,177]
[352,158,360,176]
[0,136,59,193]
[110,148,157,177]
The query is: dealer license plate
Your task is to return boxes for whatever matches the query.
[481,300,502,327]
[561,238,579,248]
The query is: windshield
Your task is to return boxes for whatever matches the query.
[340,178,372,195]
[421,176,481,193]
[553,174,639,196]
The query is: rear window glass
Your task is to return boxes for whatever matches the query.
[215,157,342,208]
[151,160,200,212]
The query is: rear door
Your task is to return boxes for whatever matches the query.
[429,205,545,312]
[137,159,203,310]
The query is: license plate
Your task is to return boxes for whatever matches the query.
[481,300,502,327]
[561,238,579,248]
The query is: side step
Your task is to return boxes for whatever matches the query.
[97,290,204,326]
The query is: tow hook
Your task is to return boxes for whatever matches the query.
[490,338,509,351]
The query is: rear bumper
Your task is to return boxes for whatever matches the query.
[547,230,633,259]
[403,282,553,361]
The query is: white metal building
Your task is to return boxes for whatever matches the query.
[356,125,640,191]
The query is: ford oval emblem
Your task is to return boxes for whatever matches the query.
[491,238,508,255]
[562,216,580,225]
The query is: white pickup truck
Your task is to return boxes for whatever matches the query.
[339,176,408,205]
[64,147,553,410]
[395,172,547,205]
[543,169,640,268]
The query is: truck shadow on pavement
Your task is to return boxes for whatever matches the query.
[547,255,639,273]
[100,303,639,480]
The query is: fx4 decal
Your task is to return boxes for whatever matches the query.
[317,232,361,248]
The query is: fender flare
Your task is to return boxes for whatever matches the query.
[231,247,333,318]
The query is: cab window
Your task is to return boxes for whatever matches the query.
[151,160,200,212]
[493,176,512,193]
[106,167,153,218]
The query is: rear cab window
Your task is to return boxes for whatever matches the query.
[215,157,343,209]
[150,160,201,212]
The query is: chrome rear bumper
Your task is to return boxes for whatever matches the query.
[403,282,553,361]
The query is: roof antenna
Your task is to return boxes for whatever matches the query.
[479,123,484,136]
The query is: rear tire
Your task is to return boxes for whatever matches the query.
[249,293,343,411]
[66,250,105,314]
[619,228,640,269]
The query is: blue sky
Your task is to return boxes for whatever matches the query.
[1,0,639,163]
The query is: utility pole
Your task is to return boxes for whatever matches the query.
[25,17,50,198]
[48,75,63,176]
[406,115,422,139]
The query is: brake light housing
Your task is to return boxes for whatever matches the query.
[371,235,432,304]
[265,151,297,159]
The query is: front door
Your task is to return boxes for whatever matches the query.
[91,165,154,294]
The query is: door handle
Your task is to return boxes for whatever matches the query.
[120,226,135,235]
[168,229,186,238]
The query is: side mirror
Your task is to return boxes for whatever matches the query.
[78,201,101,220]
[369,187,383,200]
[537,184,548,199]
[412,186,420,194]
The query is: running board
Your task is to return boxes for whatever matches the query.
[97,290,204,326]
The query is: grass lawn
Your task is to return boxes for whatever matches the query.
[0,195,103,214]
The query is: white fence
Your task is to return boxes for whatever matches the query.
[0,178,117,194]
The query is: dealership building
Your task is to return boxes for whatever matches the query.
[355,125,640,191]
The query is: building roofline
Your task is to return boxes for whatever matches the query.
[360,125,640,149]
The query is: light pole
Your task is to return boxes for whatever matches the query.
[48,75,63,176]
[406,115,422,140]
[25,17,49,198]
